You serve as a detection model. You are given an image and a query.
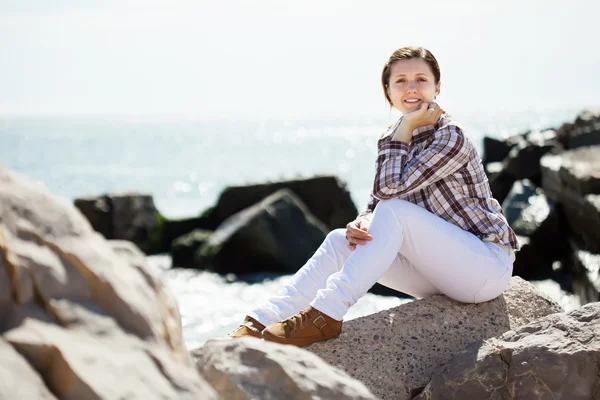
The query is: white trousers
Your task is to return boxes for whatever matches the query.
[248,199,514,325]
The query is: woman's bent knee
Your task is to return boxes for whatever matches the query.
[325,228,347,245]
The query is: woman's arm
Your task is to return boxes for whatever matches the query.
[373,124,470,199]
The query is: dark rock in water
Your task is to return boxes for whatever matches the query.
[74,193,163,254]
[511,197,569,282]
[208,176,358,231]
[488,170,516,205]
[558,145,600,196]
[482,136,519,165]
[162,211,219,252]
[483,161,503,183]
[562,240,600,305]
[556,108,600,150]
[196,189,328,274]
[540,152,562,202]
[415,302,600,400]
[171,229,213,268]
[503,140,554,185]
[502,179,550,237]
[540,146,600,253]
[562,192,600,254]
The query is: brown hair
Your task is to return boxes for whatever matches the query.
[381,46,441,107]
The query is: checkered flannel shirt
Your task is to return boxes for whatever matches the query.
[358,114,519,251]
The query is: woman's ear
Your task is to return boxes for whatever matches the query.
[435,81,441,96]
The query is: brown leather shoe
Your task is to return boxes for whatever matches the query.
[226,315,266,339]
[261,306,342,347]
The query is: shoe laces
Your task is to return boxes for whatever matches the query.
[283,309,312,333]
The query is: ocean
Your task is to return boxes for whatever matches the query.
[0,109,583,348]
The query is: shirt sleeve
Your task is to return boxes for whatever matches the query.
[373,124,470,199]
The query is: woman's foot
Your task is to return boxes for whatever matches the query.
[261,306,342,347]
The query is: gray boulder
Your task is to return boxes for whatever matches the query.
[415,302,600,400]
[0,167,217,399]
[305,277,562,400]
[193,337,379,400]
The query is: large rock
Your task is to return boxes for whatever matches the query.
[563,240,600,305]
[196,188,328,275]
[503,140,554,185]
[562,192,600,253]
[502,179,551,237]
[540,146,600,253]
[170,229,213,268]
[192,337,379,400]
[0,167,217,399]
[305,277,562,400]
[209,176,359,231]
[503,180,569,281]
[556,108,600,150]
[74,193,164,254]
[415,302,600,400]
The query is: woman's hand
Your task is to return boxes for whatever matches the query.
[392,102,445,143]
[345,217,373,251]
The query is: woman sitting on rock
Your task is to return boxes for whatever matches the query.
[223,46,519,347]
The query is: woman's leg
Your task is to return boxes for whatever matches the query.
[310,199,513,321]
[247,228,352,326]
[376,253,441,298]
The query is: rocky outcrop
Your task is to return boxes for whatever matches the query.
[74,193,164,254]
[195,189,328,274]
[414,301,600,400]
[210,175,358,231]
[170,229,212,268]
[556,108,600,149]
[193,337,379,400]
[483,110,600,305]
[0,167,217,399]
[304,277,562,400]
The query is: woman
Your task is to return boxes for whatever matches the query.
[222,46,519,348]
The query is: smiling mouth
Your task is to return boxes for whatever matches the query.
[404,99,422,104]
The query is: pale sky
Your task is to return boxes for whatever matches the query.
[1,0,598,119]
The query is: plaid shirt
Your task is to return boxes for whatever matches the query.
[358,114,519,251]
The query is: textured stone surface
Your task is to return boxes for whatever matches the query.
[0,167,217,400]
[0,337,58,399]
[192,337,379,400]
[415,302,600,400]
[305,277,562,400]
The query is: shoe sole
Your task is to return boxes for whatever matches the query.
[261,330,341,347]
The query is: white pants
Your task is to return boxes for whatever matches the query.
[248,199,514,325]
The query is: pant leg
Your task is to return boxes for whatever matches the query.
[247,228,352,326]
[376,253,441,298]
[310,199,513,321]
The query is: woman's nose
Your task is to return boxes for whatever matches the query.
[407,81,417,91]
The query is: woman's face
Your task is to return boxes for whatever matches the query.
[387,58,441,115]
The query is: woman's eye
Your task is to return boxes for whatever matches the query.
[418,78,427,81]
